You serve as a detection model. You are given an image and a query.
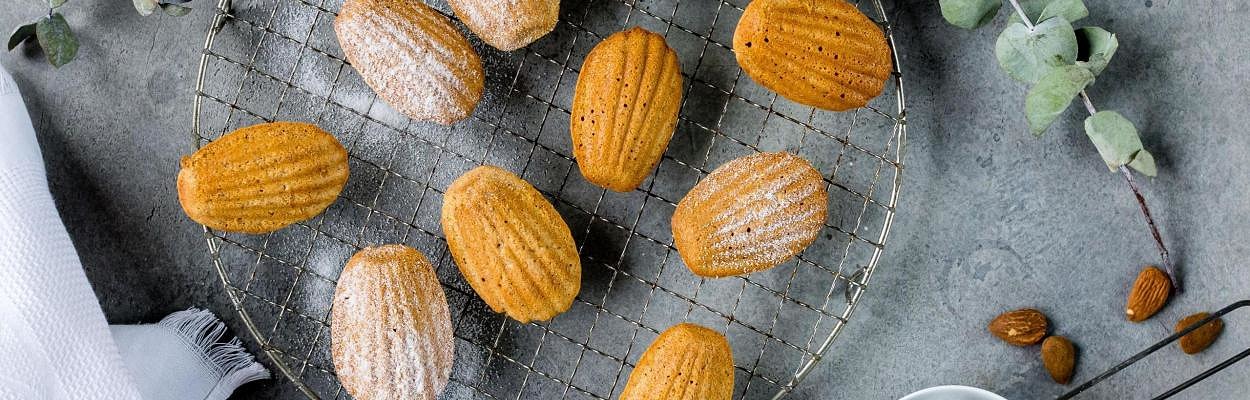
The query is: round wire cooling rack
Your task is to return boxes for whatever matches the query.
[190,0,908,398]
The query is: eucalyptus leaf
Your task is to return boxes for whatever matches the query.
[134,0,160,16]
[1075,26,1118,76]
[995,18,1079,84]
[159,0,194,4]
[1084,110,1149,171]
[940,0,1001,29]
[1128,149,1157,176]
[1025,65,1094,135]
[1009,0,1088,24]
[8,23,36,51]
[35,13,77,68]
[161,4,192,16]
[48,0,68,9]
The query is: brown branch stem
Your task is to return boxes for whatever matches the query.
[1007,2,1179,291]
[1118,165,1179,291]
[1077,90,1180,292]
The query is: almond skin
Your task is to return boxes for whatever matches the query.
[1176,312,1224,354]
[988,308,1048,346]
[1041,335,1076,384]
[1125,265,1171,322]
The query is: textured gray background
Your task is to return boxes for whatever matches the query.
[2,0,1247,398]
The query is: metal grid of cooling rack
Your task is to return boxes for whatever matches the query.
[190,0,907,398]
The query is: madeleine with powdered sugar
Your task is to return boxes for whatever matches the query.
[334,0,483,124]
[448,0,558,51]
[331,245,454,400]
[672,152,828,277]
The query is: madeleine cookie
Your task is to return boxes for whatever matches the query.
[672,152,827,277]
[335,0,483,124]
[620,323,734,400]
[331,245,454,400]
[448,0,559,51]
[177,121,348,234]
[571,27,683,192]
[734,0,892,111]
[441,166,580,323]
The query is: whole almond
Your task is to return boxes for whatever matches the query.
[988,308,1049,346]
[1041,336,1077,384]
[1176,312,1224,354]
[1125,266,1172,322]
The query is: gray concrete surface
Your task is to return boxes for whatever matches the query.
[2,0,1248,398]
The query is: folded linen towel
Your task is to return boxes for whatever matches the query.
[0,63,268,399]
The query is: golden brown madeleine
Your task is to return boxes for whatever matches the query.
[448,0,559,51]
[620,323,734,400]
[332,245,454,400]
[672,152,827,277]
[177,121,348,234]
[335,0,484,124]
[441,166,581,323]
[571,27,683,192]
[733,0,892,111]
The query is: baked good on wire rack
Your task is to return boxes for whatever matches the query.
[571,27,684,192]
[733,0,893,111]
[448,0,559,51]
[176,121,348,234]
[334,0,484,124]
[620,323,734,400]
[441,165,581,323]
[672,152,828,277]
[331,245,455,400]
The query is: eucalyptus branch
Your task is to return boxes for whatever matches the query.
[1075,89,1178,291]
[6,0,193,67]
[1003,0,1180,292]
[939,0,1179,290]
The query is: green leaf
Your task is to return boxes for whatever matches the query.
[940,0,1001,29]
[48,0,68,9]
[8,23,36,51]
[35,13,77,68]
[1009,0,1088,24]
[995,18,1079,84]
[161,4,192,16]
[1025,65,1094,135]
[134,0,160,16]
[1084,110,1150,172]
[1128,149,1157,176]
[1075,26,1118,76]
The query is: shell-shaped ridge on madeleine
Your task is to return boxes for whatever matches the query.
[733,0,893,111]
[176,121,349,234]
[441,166,581,323]
[331,245,455,400]
[335,0,484,124]
[672,152,828,277]
[449,0,559,51]
[620,323,734,400]
[571,27,684,192]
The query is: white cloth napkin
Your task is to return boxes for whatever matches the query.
[0,64,268,399]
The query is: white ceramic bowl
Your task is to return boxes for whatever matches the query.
[899,385,1009,400]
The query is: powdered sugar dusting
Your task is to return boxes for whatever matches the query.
[332,245,454,400]
[673,152,828,276]
[448,0,559,50]
[335,0,483,124]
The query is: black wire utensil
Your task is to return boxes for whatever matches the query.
[1058,300,1250,400]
